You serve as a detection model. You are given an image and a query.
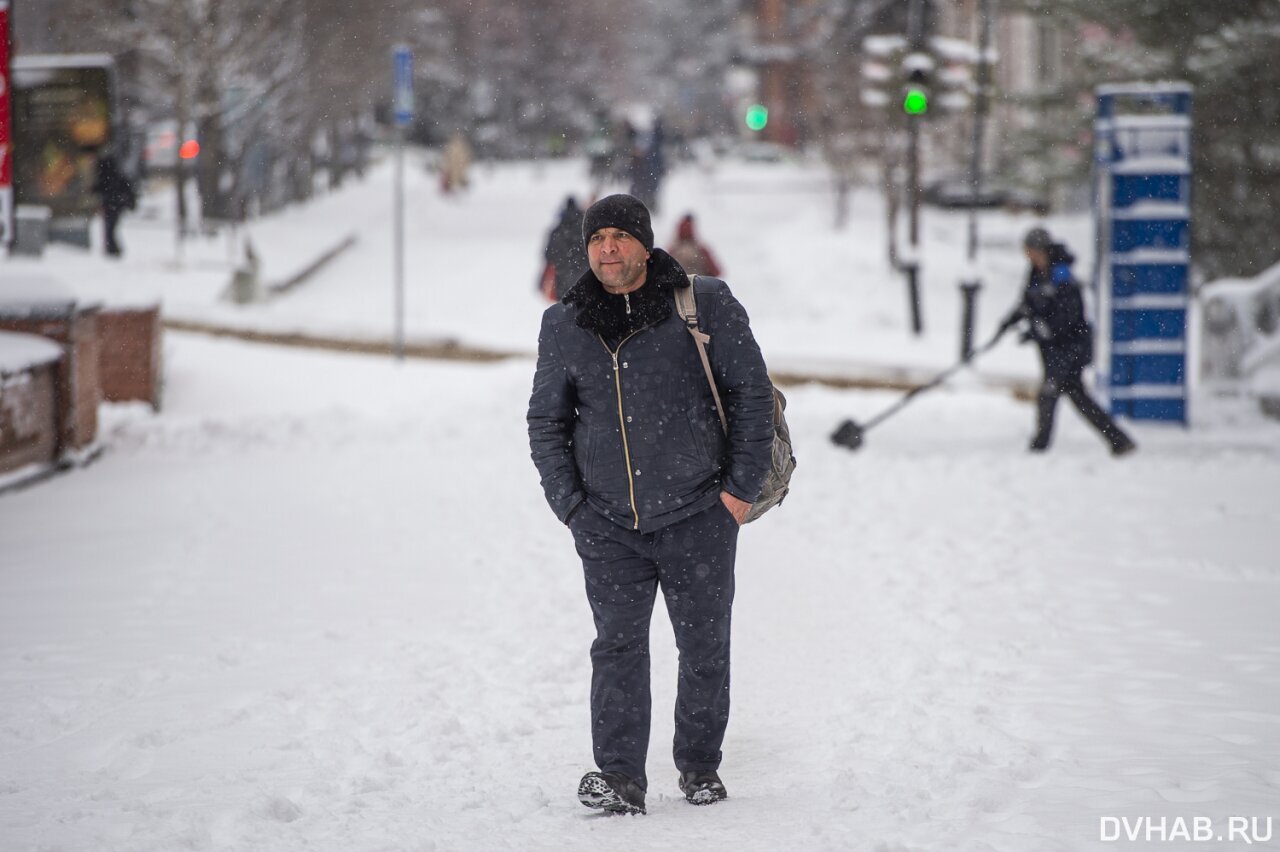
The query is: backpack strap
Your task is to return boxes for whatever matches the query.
[676,274,728,435]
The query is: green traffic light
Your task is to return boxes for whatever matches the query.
[903,88,928,115]
[745,104,768,131]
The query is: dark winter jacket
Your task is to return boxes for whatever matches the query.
[1009,243,1093,379]
[92,156,136,212]
[544,201,587,300]
[528,248,775,533]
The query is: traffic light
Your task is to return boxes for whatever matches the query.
[861,35,984,116]
[903,87,928,115]
[902,62,932,116]
[744,104,769,132]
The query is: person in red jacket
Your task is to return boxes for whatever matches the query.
[668,213,722,277]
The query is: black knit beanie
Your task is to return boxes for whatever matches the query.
[1023,227,1052,251]
[582,194,654,251]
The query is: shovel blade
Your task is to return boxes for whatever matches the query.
[830,419,865,451]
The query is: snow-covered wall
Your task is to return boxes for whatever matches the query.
[0,333,62,477]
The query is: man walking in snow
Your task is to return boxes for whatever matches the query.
[1000,227,1136,455]
[527,194,775,815]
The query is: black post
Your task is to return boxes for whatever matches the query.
[904,0,927,336]
[906,110,920,256]
[906,262,923,336]
[959,281,980,360]
[958,0,992,360]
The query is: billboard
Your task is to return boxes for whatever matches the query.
[10,54,115,218]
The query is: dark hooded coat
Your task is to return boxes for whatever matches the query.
[544,201,587,301]
[527,249,774,533]
[1012,243,1094,380]
[92,156,136,213]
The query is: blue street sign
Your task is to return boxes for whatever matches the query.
[1093,82,1193,424]
[393,45,413,127]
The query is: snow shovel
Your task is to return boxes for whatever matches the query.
[830,329,1008,451]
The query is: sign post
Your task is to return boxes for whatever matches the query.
[0,1,13,248]
[1094,83,1193,423]
[392,45,413,362]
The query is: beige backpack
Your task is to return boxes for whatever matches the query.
[674,275,796,523]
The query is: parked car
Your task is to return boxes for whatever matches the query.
[923,176,1050,214]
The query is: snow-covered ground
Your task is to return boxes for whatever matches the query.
[1,154,1278,850]
[1,330,1277,851]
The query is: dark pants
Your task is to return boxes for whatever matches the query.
[103,206,123,256]
[569,501,739,791]
[1033,374,1133,451]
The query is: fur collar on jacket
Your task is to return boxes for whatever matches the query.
[562,248,690,339]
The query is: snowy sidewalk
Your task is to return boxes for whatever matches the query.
[1,333,1276,851]
[3,154,1085,393]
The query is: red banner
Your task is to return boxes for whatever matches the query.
[0,1,11,245]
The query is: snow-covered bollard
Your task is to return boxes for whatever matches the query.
[225,239,262,305]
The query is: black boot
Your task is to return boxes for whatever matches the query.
[1110,434,1137,457]
[678,770,728,805]
[578,771,646,815]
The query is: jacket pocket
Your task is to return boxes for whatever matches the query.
[686,406,727,468]
[573,428,595,481]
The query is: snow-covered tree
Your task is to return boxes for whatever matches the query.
[1010,0,1280,279]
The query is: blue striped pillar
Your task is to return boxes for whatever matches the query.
[1094,83,1193,423]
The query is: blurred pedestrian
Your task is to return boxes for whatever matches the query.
[999,227,1136,455]
[92,150,136,258]
[528,194,775,815]
[668,213,722,278]
[629,117,665,213]
[540,196,587,302]
[586,113,614,198]
[612,120,637,183]
[440,131,473,195]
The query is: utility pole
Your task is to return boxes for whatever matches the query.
[959,0,993,361]
[967,0,993,264]
[391,45,413,363]
[902,0,929,336]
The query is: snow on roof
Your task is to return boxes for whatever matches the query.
[0,331,63,374]
[0,273,141,313]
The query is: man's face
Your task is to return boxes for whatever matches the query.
[588,228,650,293]
[1025,246,1049,272]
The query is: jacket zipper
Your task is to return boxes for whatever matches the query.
[600,332,642,530]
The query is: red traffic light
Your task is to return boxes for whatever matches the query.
[179,140,200,160]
